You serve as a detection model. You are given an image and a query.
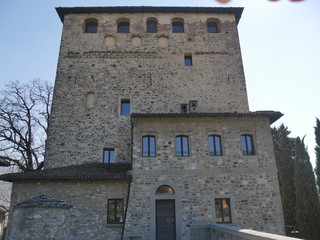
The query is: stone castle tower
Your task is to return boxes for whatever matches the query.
[1,6,285,240]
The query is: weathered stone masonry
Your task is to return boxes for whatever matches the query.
[0,6,285,240]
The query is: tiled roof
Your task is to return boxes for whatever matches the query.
[56,6,243,23]
[14,195,73,209]
[0,163,132,182]
[131,111,283,124]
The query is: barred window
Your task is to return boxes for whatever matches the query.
[215,198,231,223]
[107,199,124,224]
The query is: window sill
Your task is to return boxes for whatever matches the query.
[107,224,123,227]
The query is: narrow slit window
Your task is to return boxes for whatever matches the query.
[121,100,130,115]
[184,55,192,66]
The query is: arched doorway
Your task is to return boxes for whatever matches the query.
[155,185,176,240]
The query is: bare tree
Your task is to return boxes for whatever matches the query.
[0,79,53,172]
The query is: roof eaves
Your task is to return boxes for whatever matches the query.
[55,6,243,23]
[0,163,132,182]
[131,111,283,125]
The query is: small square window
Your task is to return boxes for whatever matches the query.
[107,199,124,224]
[215,198,232,223]
[84,19,98,33]
[172,21,184,33]
[184,55,192,66]
[207,22,218,33]
[103,149,115,163]
[181,104,188,113]
[118,22,130,33]
[121,100,130,115]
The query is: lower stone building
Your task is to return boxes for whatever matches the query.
[123,113,285,239]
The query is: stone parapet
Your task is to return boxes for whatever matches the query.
[190,224,300,240]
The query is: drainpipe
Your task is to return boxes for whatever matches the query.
[121,116,134,240]
[121,178,132,240]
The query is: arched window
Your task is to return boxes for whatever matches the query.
[118,19,130,33]
[147,19,158,33]
[172,18,184,33]
[84,18,98,33]
[156,185,175,194]
[207,18,220,33]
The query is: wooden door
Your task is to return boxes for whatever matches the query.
[156,199,176,240]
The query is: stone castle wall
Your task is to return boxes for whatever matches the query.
[45,12,249,168]
[5,8,285,240]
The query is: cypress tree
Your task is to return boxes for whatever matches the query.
[294,137,320,239]
[272,125,296,236]
[315,118,320,193]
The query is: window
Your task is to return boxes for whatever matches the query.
[142,136,156,157]
[180,104,188,113]
[103,149,115,163]
[121,99,130,115]
[84,19,98,33]
[208,135,222,156]
[207,21,219,33]
[215,198,232,223]
[176,135,189,157]
[184,54,192,66]
[147,19,158,33]
[118,21,130,33]
[107,199,124,224]
[86,92,95,108]
[156,185,175,194]
[241,134,255,155]
[172,19,184,33]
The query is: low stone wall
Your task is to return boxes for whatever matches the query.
[190,224,300,240]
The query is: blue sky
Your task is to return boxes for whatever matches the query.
[1,0,319,166]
